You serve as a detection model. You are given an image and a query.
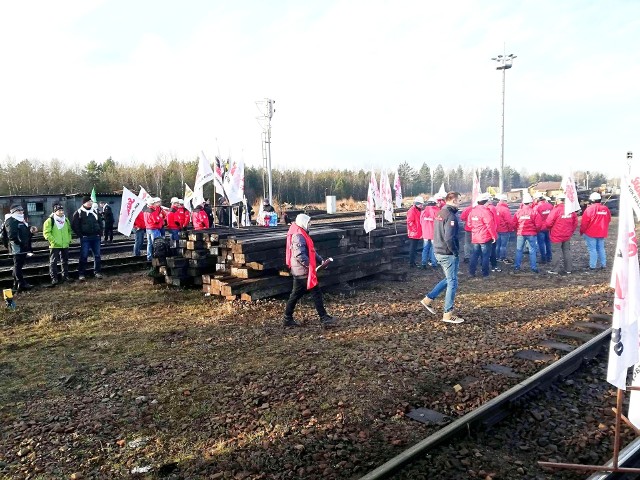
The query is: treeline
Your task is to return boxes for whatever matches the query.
[0,156,609,205]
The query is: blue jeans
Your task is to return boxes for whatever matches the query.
[169,229,180,242]
[537,231,552,262]
[497,232,510,260]
[426,254,459,313]
[584,235,606,268]
[133,228,145,256]
[79,235,101,276]
[146,229,163,260]
[469,242,492,277]
[421,239,438,266]
[514,235,539,271]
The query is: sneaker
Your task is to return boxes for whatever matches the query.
[491,267,502,272]
[547,270,559,275]
[420,297,437,315]
[17,283,33,292]
[320,315,338,329]
[565,271,572,275]
[419,264,427,270]
[283,317,301,327]
[502,258,513,265]
[62,276,74,283]
[94,273,104,279]
[51,278,59,286]
[78,275,86,281]
[442,311,464,324]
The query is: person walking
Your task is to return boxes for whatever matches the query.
[546,194,578,275]
[406,196,424,268]
[419,191,464,324]
[43,204,74,285]
[467,193,498,277]
[579,192,611,270]
[283,214,337,328]
[511,194,542,273]
[5,205,33,292]
[71,196,103,281]
[495,194,513,263]
[419,198,439,268]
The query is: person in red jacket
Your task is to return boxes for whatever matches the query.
[419,198,439,268]
[546,194,578,274]
[495,194,513,264]
[467,193,498,277]
[579,192,611,269]
[534,192,554,264]
[144,197,165,261]
[406,196,424,268]
[459,204,473,263]
[133,211,146,256]
[177,199,191,229]
[192,202,210,230]
[166,197,183,241]
[511,194,543,273]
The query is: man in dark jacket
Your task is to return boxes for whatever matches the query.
[99,201,115,243]
[419,191,464,324]
[71,196,103,281]
[5,205,33,292]
[283,213,337,328]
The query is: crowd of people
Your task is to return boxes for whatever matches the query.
[408,190,612,325]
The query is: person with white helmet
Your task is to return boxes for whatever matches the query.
[545,194,578,275]
[511,193,543,273]
[579,191,611,270]
[466,192,498,277]
[143,197,165,261]
[533,193,553,264]
[406,196,425,268]
[495,194,513,263]
[283,214,337,328]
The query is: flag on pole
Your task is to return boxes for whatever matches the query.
[117,186,145,236]
[195,152,215,196]
[438,182,446,198]
[213,155,226,196]
[184,183,195,212]
[393,170,403,208]
[627,163,640,221]
[379,169,394,223]
[90,187,97,203]
[370,169,381,209]
[561,172,581,216]
[224,157,245,205]
[606,174,640,392]
[138,186,150,203]
[364,173,377,233]
[472,170,480,207]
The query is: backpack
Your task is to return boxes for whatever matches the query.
[1,222,8,249]
[152,237,169,258]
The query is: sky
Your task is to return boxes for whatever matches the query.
[0,0,638,178]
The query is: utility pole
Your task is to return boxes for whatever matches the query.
[256,98,275,204]
[491,49,517,194]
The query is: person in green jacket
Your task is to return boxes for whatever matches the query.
[43,204,74,285]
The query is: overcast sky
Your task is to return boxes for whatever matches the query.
[0,0,638,177]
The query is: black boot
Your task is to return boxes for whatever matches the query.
[283,316,301,327]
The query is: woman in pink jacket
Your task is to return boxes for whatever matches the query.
[420,199,439,268]
[545,194,578,274]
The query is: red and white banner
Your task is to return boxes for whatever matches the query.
[472,170,480,206]
[138,186,149,203]
[379,169,394,223]
[626,163,640,221]
[224,157,245,205]
[213,155,226,196]
[561,173,581,216]
[364,173,377,233]
[369,169,381,209]
[393,170,403,208]
[607,174,640,394]
[117,186,145,236]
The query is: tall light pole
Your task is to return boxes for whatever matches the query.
[491,51,517,194]
[256,98,275,204]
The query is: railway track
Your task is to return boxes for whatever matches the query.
[360,314,617,479]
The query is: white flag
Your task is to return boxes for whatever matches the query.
[138,186,149,203]
[379,169,394,223]
[184,183,195,212]
[117,187,145,236]
[213,155,226,196]
[607,174,640,393]
[561,173,581,216]
[393,170,403,208]
[195,152,215,194]
[364,174,377,233]
[224,157,245,205]
[438,182,446,198]
[369,169,381,209]
[627,163,640,221]
[472,170,480,207]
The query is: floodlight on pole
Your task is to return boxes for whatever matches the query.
[256,98,275,204]
[491,51,517,194]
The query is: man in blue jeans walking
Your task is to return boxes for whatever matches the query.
[419,191,464,324]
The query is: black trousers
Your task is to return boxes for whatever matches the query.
[284,275,327,320]
[12,253,26,287]
[50,248,70,279]
[408,238,422,265]
[104,224,114,242]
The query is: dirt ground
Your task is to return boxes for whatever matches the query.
[0,221,624,479]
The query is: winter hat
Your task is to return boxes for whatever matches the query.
[295,213,311,230]
[9,204,23,213]
[82,195,92,204]
[522,194,533,204]
[52,204,64,212]
[413,196,425,205]
[589,192,601,201]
